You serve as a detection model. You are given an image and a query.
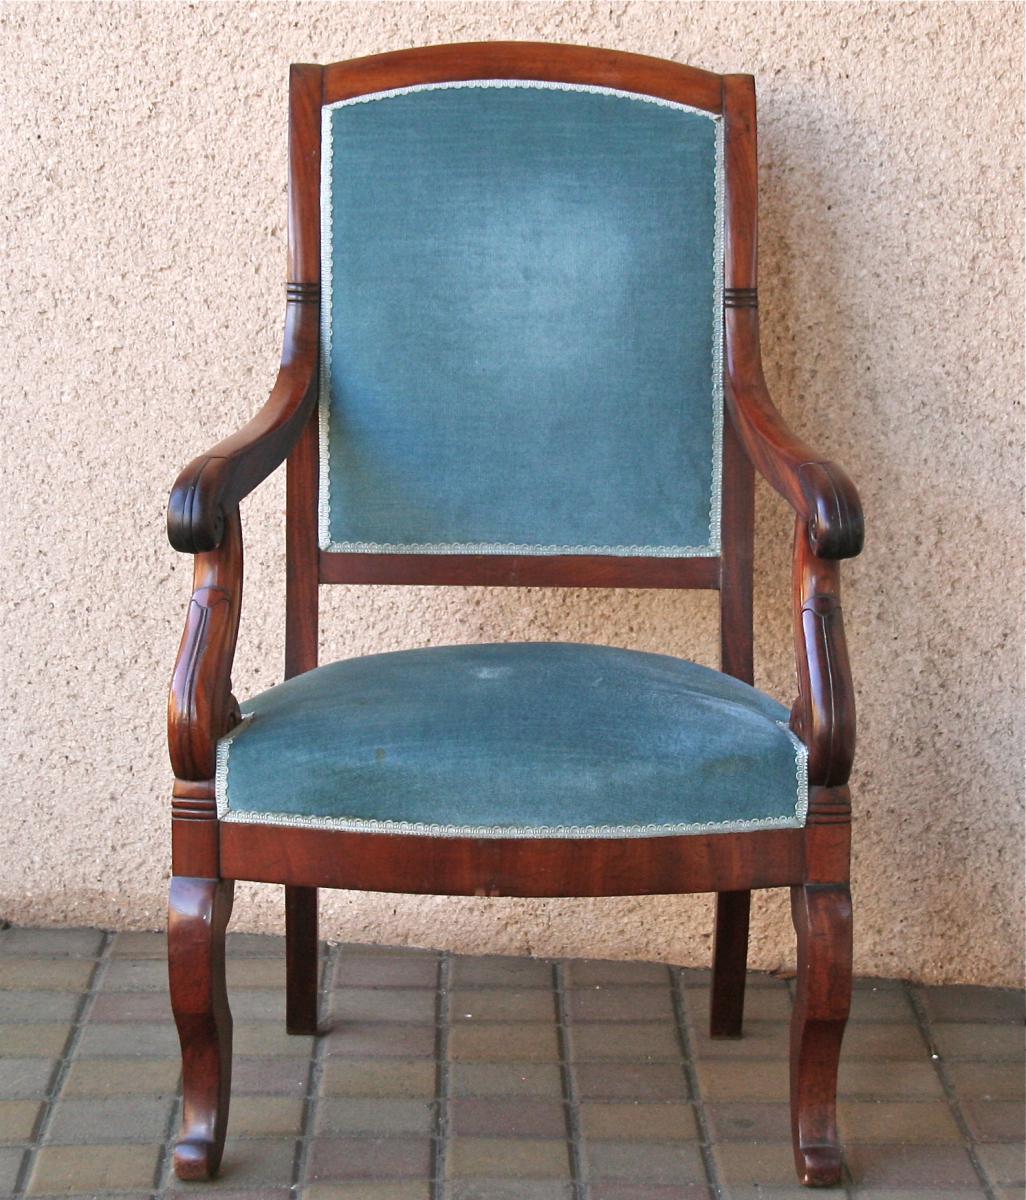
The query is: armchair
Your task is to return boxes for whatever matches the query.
[167,43,863,1187]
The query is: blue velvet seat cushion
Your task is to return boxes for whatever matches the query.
[216,643,807,838]
[319,82,723,557]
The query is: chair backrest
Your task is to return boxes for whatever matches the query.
[284,44,757,681]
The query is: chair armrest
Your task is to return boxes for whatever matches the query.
[725,315,864,561]
[167,301,318,553]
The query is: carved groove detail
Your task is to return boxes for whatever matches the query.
[724,287,758,308]
[807,786,852,826]
[286,282,320,304]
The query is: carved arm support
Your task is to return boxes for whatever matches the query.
[168,507,243,782]
[790,517,856,787]
[725,309,864,561]
[167,299,318,554]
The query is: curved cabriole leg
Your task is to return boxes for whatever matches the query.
[285,885,319,1034]
[169,876,235,1181]
[711,889,751,1037]
[790,883,852,1187]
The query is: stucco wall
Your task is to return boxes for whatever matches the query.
[1,1,1022,985]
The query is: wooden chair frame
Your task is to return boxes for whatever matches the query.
[166,43,863,1187]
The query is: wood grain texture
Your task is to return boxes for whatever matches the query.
[790,884,853,1187]
[169,876,234,1181]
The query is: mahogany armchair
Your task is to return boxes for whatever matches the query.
[167,43,863,1187]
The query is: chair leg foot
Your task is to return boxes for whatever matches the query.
[710,890,750,1038]
[790,883,852,1188]
[285,885,319,1035]
[169,876,234,1182]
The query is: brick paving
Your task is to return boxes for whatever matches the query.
[0,926,1021,1199]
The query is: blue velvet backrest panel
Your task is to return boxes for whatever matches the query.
[320,81,723,556]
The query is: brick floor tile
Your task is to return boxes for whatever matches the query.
[695,1058,788,1101]
[75,1020,180,1058]
[448,1097,566,1137]
[316,1097,435,1136]
[449,988,555,1022]
[704,1100,791,1141]
[847,987,916,1022]
[27,1143,160,1193]
[321,1057,436,1098]
[62,1056,180,1097]
[234,1055,310,1096]
[689,1021,790,1059]
[582,1139,705,1183]
[573,1061,690,1101]
[448,1183,572,1200]
[564,960,669,988]
[579,1101,698,1141]
[304,1185,432,1200]
[566,986,675,1023]
[308,1137,433,1180]
[919,985,1025,1024]
[845,1144,981,1188]
[228,958,289,989]
[718,1187,842,1200]
[332,987,437,1025]
[0,1058,59,1099]
[840,1023,930,1059]
[334,957,438,989]
[0,1099,42,1143]
[90,991,173,1023]
[931,1022,1023,1061]
[680,968,787,990]
[0,991,81,1023]
[230,1095,305,1136]
[684,987,792,1025]
[1,960,94,992]
[340,944,439,958]
[449,1022,559,1062]
[835,1192,983,1200]
[0,1023,72,1056]
[589,1186,710,1200]
[0,1148,24,1193]
[568,1022,681,1062]
[947,1062,1024,1100]
[995,1189,1026,1200]
[976,1141,1026,1185]
[226,932,287,957]
[0,928,104,958]
[204,1137,297,1187]
[837,1100,962,1143]
[168,1192,290,1200]
[100,958,168,991]
[448,1062,564,1098]
[960,1099,1025,1141]
[234,1024,315,1057]
[712,1142,801,1185]
[231,989,287,1022]
[324,1022,436,1059]
[108,931,167,959]
[447,1136,571,1179]
[838,1059,945,1098]
[44,1094,173,1144]
[448,956,553,989]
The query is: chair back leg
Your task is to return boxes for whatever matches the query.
[169,876,235,1181]
[789,882,853,1187]
[285,885,320,1034]
[710,889,751,1037]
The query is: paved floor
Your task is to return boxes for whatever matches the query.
[0,926,1021,1200]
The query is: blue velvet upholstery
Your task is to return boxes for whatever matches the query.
[320,82,723,556]
[216,644,807,838]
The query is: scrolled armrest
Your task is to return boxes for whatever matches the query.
[725,312,864,560]
[167,300,318,554]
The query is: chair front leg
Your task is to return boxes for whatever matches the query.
[710,889,751,1037]
[789,883,852,1187]
[285,885,320,1034]
[169,875,235,1181]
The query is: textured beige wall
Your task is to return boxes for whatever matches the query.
[1,1,1022,985]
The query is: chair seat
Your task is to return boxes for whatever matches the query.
[216,642,808,839]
